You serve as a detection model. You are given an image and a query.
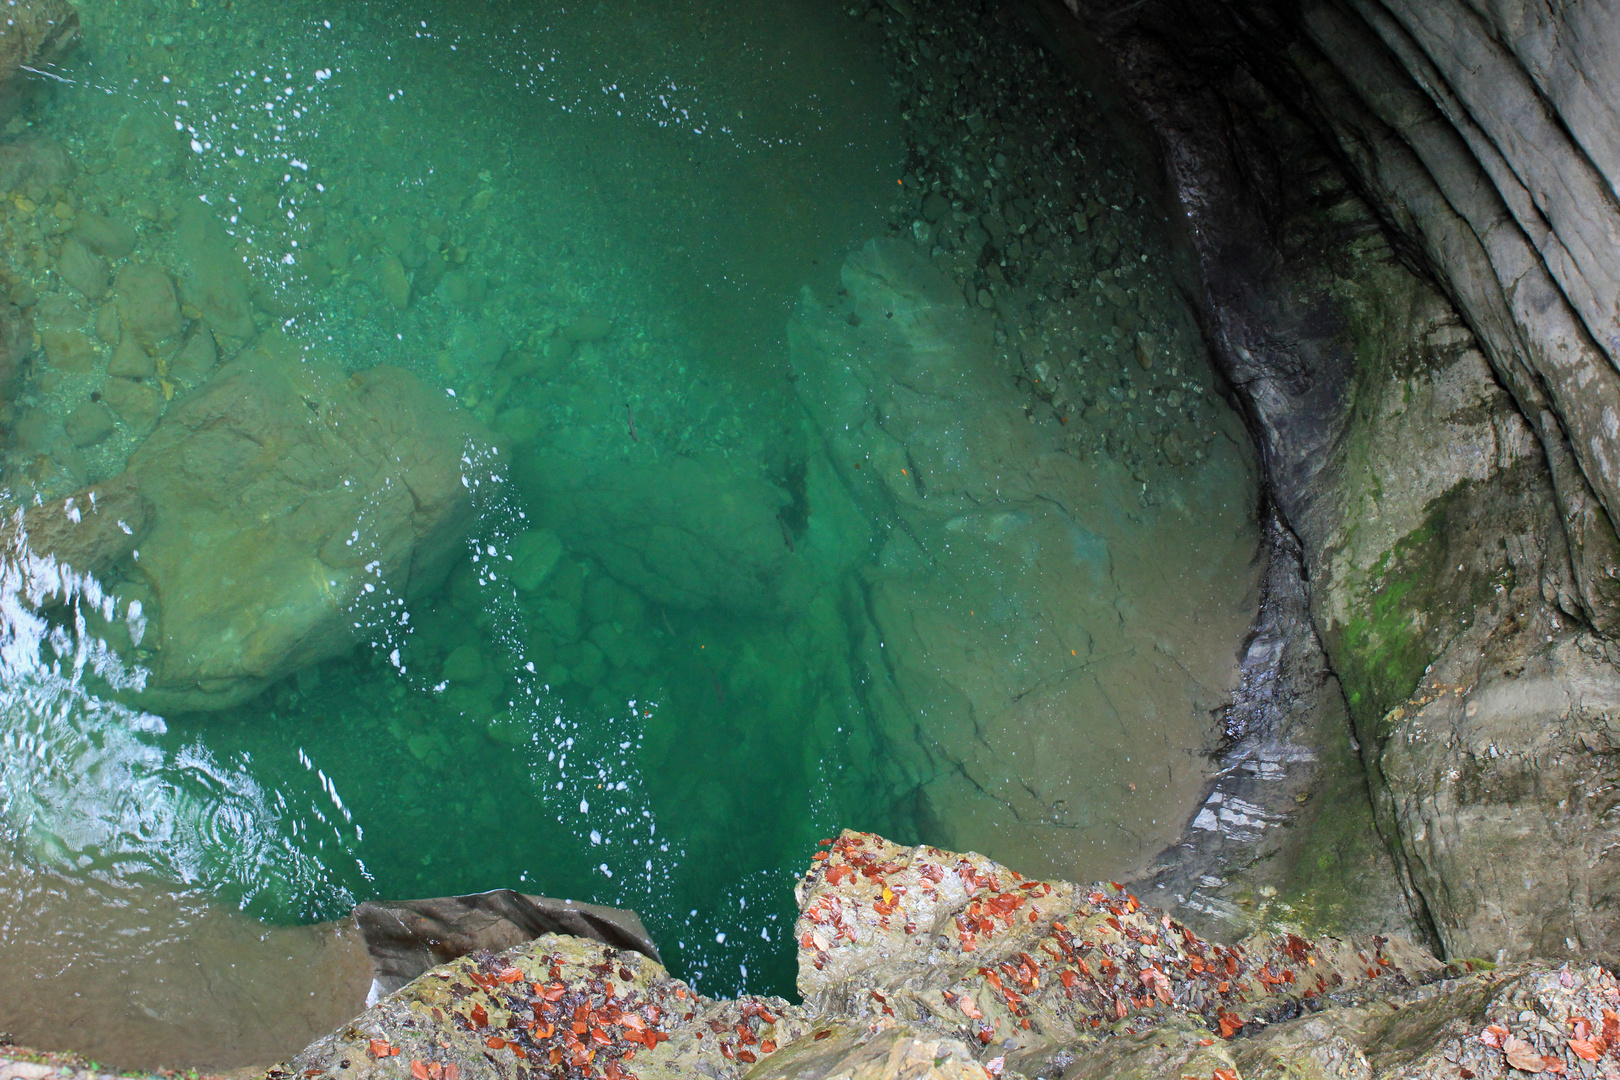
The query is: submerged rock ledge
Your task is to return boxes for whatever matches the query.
[258,832,1611,1080]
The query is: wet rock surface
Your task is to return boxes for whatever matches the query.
[1066,0,1620,966]
[273,833,1528,1080]
[791,237,1262,880]
[123,342,497,709]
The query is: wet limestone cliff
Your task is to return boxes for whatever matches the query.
[1032,0,1620,972]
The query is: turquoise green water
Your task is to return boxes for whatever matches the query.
[0,0,1264,1064]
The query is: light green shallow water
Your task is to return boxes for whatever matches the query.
[0,0,1262,1066]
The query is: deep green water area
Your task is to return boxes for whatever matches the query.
[0,0,1265,1067]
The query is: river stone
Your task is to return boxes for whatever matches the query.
[106,335,155,378]
[174,204,256,343]
[0,474,147,585]
[72,210,137,260]
[509,528,562,591]
[64,400,115,447]
[114,262,182,349]
[378,254,411,311]
[169,326,216,385]
[99,376,164,436]
[124,340,499,710]
[93,302,119,344]
[57,235,108,300]
[0,300,27,389]
[441,644,484,684]
[40,325,96,372]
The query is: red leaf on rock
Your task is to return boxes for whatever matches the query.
[1479,1025,1509,1049]
[469,1004,489,1028]
[1213,1070,1238,1080]
[497,968,524,984]
[409,1061,429,1080]
[367,1040,393,1059]
[1503,1035,1544,1072]
[737,1050,758,1064]
[1571,1038,1602,1062]
[1218,1013,1243,1039]
[485,1037,507,1050]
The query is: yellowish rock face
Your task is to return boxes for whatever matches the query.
[126,342,499,708]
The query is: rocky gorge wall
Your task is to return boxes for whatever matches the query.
[1062,0,1620,968]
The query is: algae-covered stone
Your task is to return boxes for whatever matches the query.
[41,324,97,372]
[57,235,109,301]
[378,254,411,310]
[174,204,256,342]
[169,326,216,385]
[114,262,182,348]
[124,341,500,709]
[509,528,562,591]
[72,211,137,260]
[64,400,115,447]
[99,376,164,435]
[106,335,155,378]
[440,644,484,684]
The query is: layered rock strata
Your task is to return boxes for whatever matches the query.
[1054,0,1620,965]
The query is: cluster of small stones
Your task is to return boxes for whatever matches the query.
[859,0,1234,492]
[0,1047,199,1080]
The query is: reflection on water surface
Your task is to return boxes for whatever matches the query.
[0,0,1260,1067]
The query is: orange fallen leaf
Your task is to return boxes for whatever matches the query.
[1570,1038,1602,1062]
[367,1040,393,1059]
[409,1061,429,1080]
[1503,1035,1544,1072]
[1213,1070,1239,1080]
[486,1037,507,1050]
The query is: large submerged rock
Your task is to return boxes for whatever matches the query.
[789,239,1263,881]
[124,341,498,709]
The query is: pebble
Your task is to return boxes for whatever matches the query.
[106,335,155,379]
[115,263,182,347]
[100,377,165,435]
[71,211,137,260]
[170,328,217,386]
[378,253,411,311]
[57,236,109,301]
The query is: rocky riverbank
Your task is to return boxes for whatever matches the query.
[263,832,1620,1080]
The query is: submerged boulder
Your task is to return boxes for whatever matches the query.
[789,239,1263,880]
[0,1,78,118]
[125,340,498,709]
